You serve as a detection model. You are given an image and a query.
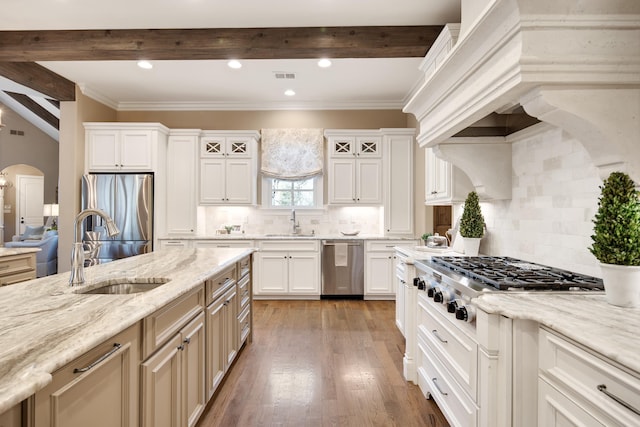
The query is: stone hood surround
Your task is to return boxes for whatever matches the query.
[404,0,640,196]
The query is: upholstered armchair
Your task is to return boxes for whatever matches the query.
[5,229,58,277]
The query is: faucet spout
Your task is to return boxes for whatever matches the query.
[290,209,299,234]
[69,208,120,286]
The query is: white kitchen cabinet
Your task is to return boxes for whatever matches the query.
[253,240,320,298]
[192,240,254,248]
[199,131,259,205]
[326,131,383,205]
[424,146,474,205]
[84,123,169,172]
[384,129,415,236]
[365,240,417,299]
[158,239,192,249]
[166,130,199,236]
[538,327,640,427]
[33,323,141,427]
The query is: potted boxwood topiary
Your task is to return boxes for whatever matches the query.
[589,171,640,307]
[459,191,485,256]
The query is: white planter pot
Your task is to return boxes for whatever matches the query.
[463,237,482,256]
[599,263,640,308]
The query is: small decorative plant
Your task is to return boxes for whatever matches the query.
[589,171,640,266]
[421,233,432,245]
[459,191,485,238]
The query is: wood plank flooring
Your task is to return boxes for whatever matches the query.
[196,299,449,427]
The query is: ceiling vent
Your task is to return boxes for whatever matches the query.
[273,72,296,80]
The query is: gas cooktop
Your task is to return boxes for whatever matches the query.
[431,256,604,291]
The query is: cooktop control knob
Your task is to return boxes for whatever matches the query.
[413,277,420,287]
[427,286,438,298]
[455,305,476,322]
[447,300,458,313]
[441,289,455,304]
[418,280,426,290]
[433,290,444,303]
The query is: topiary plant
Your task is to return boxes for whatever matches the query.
[589,171,640,266]
[459,191,485,238]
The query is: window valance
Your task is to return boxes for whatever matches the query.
[260,128,324,180]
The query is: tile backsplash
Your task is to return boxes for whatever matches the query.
[453,124,604,277]
[199,205,383,236]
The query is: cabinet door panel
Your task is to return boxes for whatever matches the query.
[205,298,226,399]
[141,334,182,427]
[120,130,153,170]
[182,313,206,427]
[223,288,238,367]
[167,135,197,235]
[225,159,252,204]
[34,324,140,427]
[357,159,382,204]
[255,252,289,294]
[200,159,226,204]
[366,252,394,294]
[87,130,119,170]
[329,160,356,204]
[289,252,320,294]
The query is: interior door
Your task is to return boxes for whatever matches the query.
[16,174,44,234]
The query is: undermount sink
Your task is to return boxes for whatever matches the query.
[264,233,316,237]
[77,277,171,295]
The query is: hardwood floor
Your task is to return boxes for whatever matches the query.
[196,299,449,427]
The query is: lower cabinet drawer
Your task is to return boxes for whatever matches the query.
[0,270,36,286]
[237,274,250,312]
[417,294,477,399]
[538,327,640,426]
[417,333,478,427]
[538,378,604,427]
[143,286,205,358]
[238,306,251,345]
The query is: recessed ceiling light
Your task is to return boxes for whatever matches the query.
[284,89,296,96]
[228,60,242,69]
[137,60,153,70]
[318,58,332,68]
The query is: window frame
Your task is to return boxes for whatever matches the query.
[261,175,323,209]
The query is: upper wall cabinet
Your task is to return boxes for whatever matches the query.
[325,130,383,205]
[84,123,169,173]
[166,130,199,236]
[199,131,259,205]
[424,146,474,205]
[383,129,415,236]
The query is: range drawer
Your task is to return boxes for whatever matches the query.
[143,286,204,358]
[539,327,640,426]
[417,333,478,427]
[417,292,477,400]
[205,265,236,306]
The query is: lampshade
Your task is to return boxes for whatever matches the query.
[43,204,59,216]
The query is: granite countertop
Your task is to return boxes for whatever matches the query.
[474,293,640,374]
[0,247,253,414]
[159,233,419,241]
[0,247,41,257]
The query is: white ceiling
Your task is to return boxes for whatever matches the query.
[1,0,461,111]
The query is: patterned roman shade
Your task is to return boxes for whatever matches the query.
[260,128,324,180]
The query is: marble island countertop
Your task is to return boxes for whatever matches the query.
[0,247,254,414]
[474,293,640,375]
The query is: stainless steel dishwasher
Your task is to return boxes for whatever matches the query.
[321,240,364,298]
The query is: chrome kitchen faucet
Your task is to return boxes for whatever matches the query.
[69,208,120,286]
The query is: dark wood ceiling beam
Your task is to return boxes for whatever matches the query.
[0,62,75,101]
[0,26,443,61]
[4,91,60,130]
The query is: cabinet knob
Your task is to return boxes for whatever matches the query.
[177,344,185,351]
[183,337,191,344]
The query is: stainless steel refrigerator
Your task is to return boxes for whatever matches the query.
[81,173,153,264]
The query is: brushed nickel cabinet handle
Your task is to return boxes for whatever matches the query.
[74,343,122,373]
[432,329,448,344]
[597,384,640,415]
[432,378,448,396]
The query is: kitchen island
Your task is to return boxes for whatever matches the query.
[0,247,253,419]
[0,247,39,285]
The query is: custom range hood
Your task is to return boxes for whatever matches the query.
[404,0,640,200]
